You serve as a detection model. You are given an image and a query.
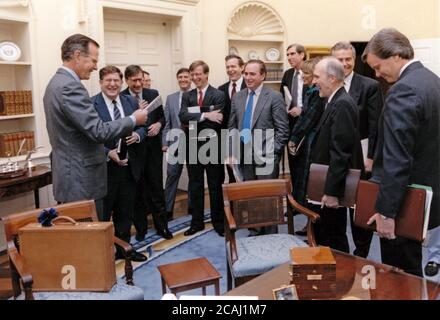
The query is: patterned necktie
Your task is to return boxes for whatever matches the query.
[290,70,298,108]
[112,100,121,120]
[231,82,237,98]
[241,91,255,144]
[198,90,203,107]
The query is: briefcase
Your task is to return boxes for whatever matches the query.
[354,180,431,242]
[289,247,336,299]
[307,163,361,208]
[19,216,116,292]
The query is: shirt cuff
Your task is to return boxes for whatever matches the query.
[133,132,141,143]
[199,113,205,122]
[129,115,136,128]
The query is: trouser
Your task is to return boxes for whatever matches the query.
[427,226,440,263]
[164,162,192,214]
[349,208,374,258]
[380,236,422,277]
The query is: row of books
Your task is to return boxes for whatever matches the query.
[265,68,284,82]
[0,131,35,157]
[0,90,33,116]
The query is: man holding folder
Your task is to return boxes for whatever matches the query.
[363,28,440,276]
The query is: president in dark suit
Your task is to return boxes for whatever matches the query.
[122,65,172,240]
[179,60,225,237]
[218,54,247,183]
[363,28,440,276]
[310,57,364,253]
[92,66,147,262]
[332,41,384,258]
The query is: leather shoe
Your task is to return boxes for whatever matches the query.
[166,212,174,221]
[215,228,224,237]
[424,261,439,277]
[130,251,148,262]
[157,228,173,240]
[184,227,204,236]
[295,226,307,236]
[135,233,146,242]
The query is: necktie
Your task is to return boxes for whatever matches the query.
[290,70,298,108]
[231,82,237,98]
[241,91,255,144]
[112,100,121,120]
[198,90,203,107]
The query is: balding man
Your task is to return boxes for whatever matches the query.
[310,57,364,253]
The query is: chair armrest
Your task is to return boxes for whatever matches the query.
[224,205,238,264]
[224,204,237,231]
[113,236,134,286]
[226,163,242,183]
[287,194,320,222]
[7,241,34,299]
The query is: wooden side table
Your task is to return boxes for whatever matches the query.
[158,257,222,296]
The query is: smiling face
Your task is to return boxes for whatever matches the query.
[125,71,144,94]
[333,48,355,78]
[244,62,265,91]
[313,61,333,98]
[225,57,244,82]
[73,43,99,80]
[100,72,122,100]
[177,71,191,91]
[365,53,403,83]
[190,65,209,89]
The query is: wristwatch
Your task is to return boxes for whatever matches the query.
[380,214,389,220]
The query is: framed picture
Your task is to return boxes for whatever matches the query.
[305,46,332,60]
[272,284,299,300]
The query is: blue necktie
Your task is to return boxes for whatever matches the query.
[241,91,255,144]
[112,100,121,120]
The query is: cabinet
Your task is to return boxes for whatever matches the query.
[0,16,37,160]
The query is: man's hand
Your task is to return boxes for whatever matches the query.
[125,133,139,146]
[365,158,373,173]
[148,122,162,137]
[132,109,148,126]
[138,99,149,110]
[288,106,302,118]
[321,195,339,209]
[367,213,396,240]
[204,110,223,124]
[108,149,128,167]
[162,146,169,152]
[288,141,297,155]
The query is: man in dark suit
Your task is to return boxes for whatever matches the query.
[122,65,172,241]
[332,41,384,258]
[310,57,364,253]
[228,60,289,181]
[179,60,225,237]
[363,28,440,276]
[92,66,147,262]
[218,54,247,183]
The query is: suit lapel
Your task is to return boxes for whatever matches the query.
[348,73,361,103]
[251,87,269,128]
[95,93,113,122]
[237,90,248,128]
[120,94,133,116]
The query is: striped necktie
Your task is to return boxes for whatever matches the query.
[241,90,255,144]
[112,100,121,120]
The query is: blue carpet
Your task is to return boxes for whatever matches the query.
[130,211,439,300]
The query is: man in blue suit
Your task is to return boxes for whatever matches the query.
[92,65,147,262]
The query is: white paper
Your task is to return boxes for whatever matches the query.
[283,86,292,110]
[188,106,201,114]
[145,95,163,113]
[423,189,433,240]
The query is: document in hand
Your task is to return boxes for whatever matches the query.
[354,181,432,242]
[283,86,292,111]
[145,95,163,114]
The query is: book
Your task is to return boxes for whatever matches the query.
[354,180,432,242]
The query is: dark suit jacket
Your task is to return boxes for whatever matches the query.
[179,85,225,135]
[280,68,295,98]
[92,92,146,181]
[218,79,247,128]
[372,61,440,229]
[348,73,384,158]
[121,87,165,147]
[311,87,364,197]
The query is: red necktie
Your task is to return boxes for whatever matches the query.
[198,90,203,107]
[231,82,237,98]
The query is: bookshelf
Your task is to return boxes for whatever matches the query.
[0,16,36,160]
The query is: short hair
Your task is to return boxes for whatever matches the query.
[321,57,345,81]
[124,65,143,79]
[331,41,356,57]
[189,60,209,74]
[287,44,307,61]
[99,65,123,80]
[142,70,150,76]
[301,57,321,75]
[61,34,100,62]
[362,28,414,62]
[225,54,245,67]
[245,59,267,76]
[176,67,190,77]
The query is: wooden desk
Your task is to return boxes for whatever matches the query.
[0,165,52,208]
[225,250,440,300]
[158,257,222,296]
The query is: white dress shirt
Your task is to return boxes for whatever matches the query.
[228,76,244,98]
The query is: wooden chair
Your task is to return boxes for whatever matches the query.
[222,178,320,289]
[3,200,143,300]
